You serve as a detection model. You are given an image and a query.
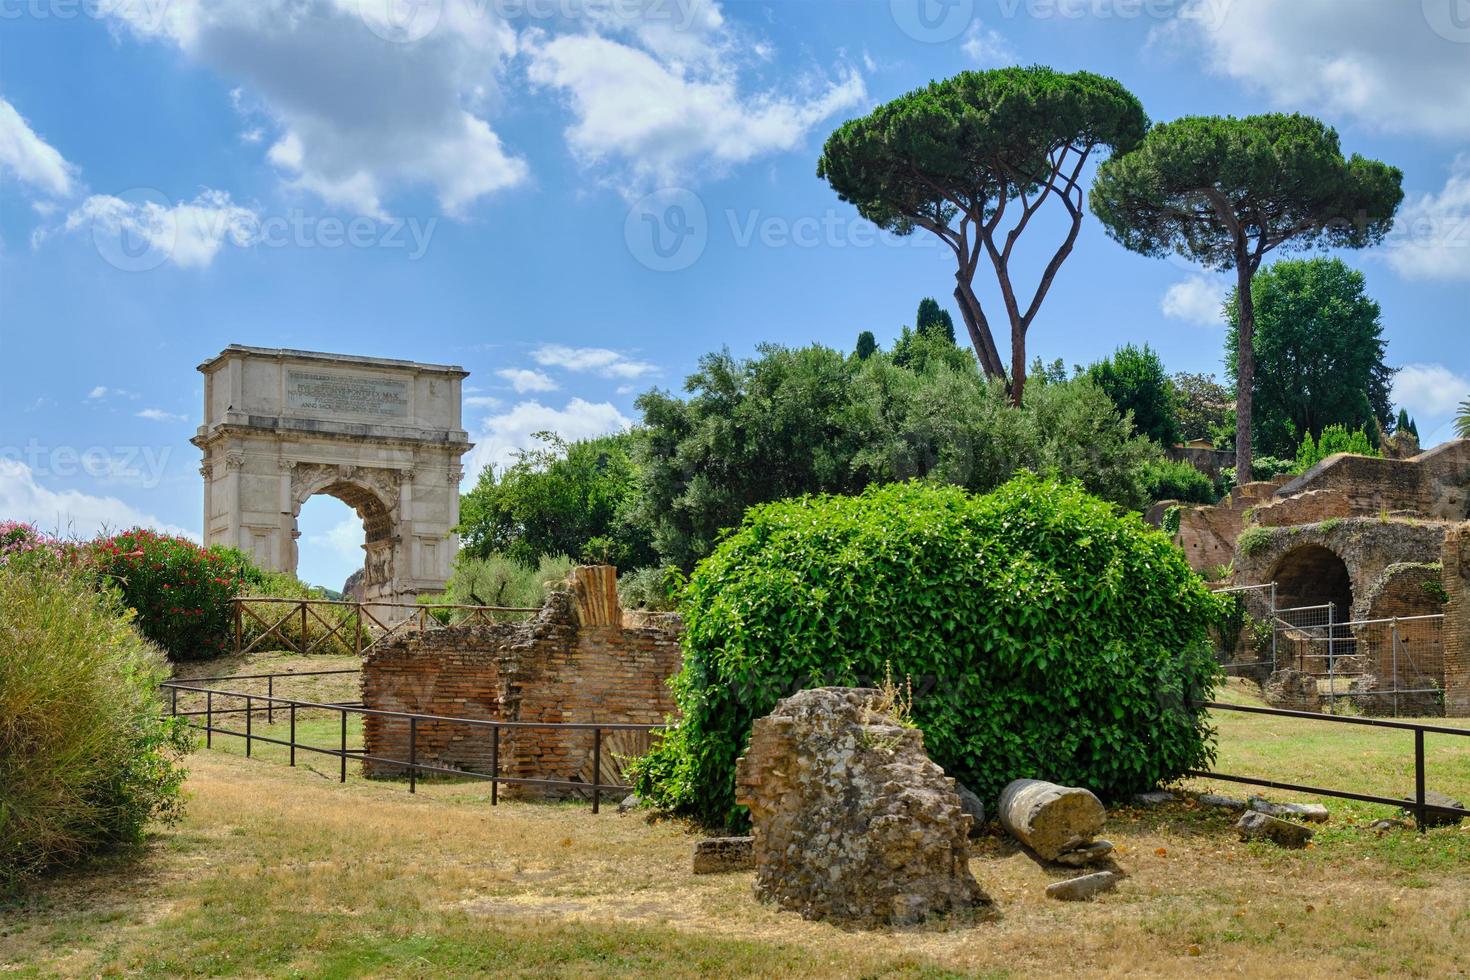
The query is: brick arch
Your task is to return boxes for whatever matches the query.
[1270,544,1354,617]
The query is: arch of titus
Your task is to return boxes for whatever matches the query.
[192,346,471,604]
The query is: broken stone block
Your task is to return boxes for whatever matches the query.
[692,836,755,874]
[998,778,1107,862]
[734,687,990,928]
[954,781,987,838]
[1133,790,1176,807]
[1197,793,1247,812]
[1053,839,1115,867]
[1248,796,1329,823]
[1045,870,1122,902]
[1401,791,1467,828]
[1236,811,1314,848]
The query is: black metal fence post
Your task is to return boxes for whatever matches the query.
[170,686,178,718]
[408,717,418,794]
[491,724,500,806]
[206,691,212,748]
[267,675,274,725]
[1415,728,1426,833]
[245,695,253,758]
[592,727,602,814]
[289,702,297,767]
[339,708,347,783]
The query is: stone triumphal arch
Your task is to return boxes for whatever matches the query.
[193,346,472,605]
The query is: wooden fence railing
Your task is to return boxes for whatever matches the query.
[232,597,540,657]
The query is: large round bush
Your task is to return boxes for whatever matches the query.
[91,529,255,660]
[0,560,192,892]
[632,475,1222,828]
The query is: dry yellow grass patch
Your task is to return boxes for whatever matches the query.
[3,743,1468,979]
[5,658,1467,977]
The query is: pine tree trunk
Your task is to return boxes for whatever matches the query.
[953,281,1008,383]
[1234,261,1256,484]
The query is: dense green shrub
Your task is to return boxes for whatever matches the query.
[432,552,574,610]
[90,529,255,661]
[1086,343,1180,445]
[618,565,684,612]
[458,433,654,570]
[1142,458,1217,504]
[0,561,192,893]
[1294,423,1380,472]
[634,343,1164,568]
[631,476,1222,829]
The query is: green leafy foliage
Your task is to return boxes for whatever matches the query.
[630,476,1222,829]
[1294,424,1381,472]
[818,66,1148,397]
[0,561,192,893]
[1236,526,1273,557]
[617,565,685,612]
[1170,372,1233,444]
[458,432,653,570]
[1456,400,1470,440]
[1086,343,1180,445]
[1091,112,1403,480]
[915,297,956,344]
[1142,458,1216,504]
[853,330,877,360]
[633,343,1164,568]
[91,529,257,661]
[433,552,574,609]
[1225,258,1393,456]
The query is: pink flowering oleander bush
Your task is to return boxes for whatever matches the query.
[89,529,258,661]
[0,521,70,568]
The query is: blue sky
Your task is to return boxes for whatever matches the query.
[2,0,1468,590]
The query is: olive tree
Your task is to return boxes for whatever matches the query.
[817,67,1147,404]
[1090,114,1401,480]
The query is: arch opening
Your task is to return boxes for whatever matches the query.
[1271,544,1354,621]
[291,480,395,602]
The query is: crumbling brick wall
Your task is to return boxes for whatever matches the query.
[360,568,683,794]
[1443,526,1470,717]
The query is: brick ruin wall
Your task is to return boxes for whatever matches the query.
[360,567,683,796]
[1163,441,1470,577]
[1444,526,1470,716]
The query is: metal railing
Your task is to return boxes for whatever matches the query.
[231,597,540,657]
[1188,700,1470,832]
[161,672,664,813]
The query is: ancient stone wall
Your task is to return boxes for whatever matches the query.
[360,568,683,795]
[1443,526,1470,717]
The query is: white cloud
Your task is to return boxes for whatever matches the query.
[1393,363,1470,420]
[525,15,865,191]
[137,408,187,422]
[304,514,364,562]
[0,96,76,197]
[468,398,632,478]
[104,0,526,217]
[0,459,195,540]
[531,344,656,379]
[496,368,559,393]
[87,386,109,400]
[1160,275,1228,326]
[464,395,503,409]
[961,22,1015,66]
[65,189,257,269]
[1384,156,1470,282]
[1155,0,1470,138]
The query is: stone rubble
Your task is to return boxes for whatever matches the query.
[692,837,755,874]
[1046,870,1123,902]
[1236,811,1314,848]
[734,687,990,928]
[1248,796,1330,823]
